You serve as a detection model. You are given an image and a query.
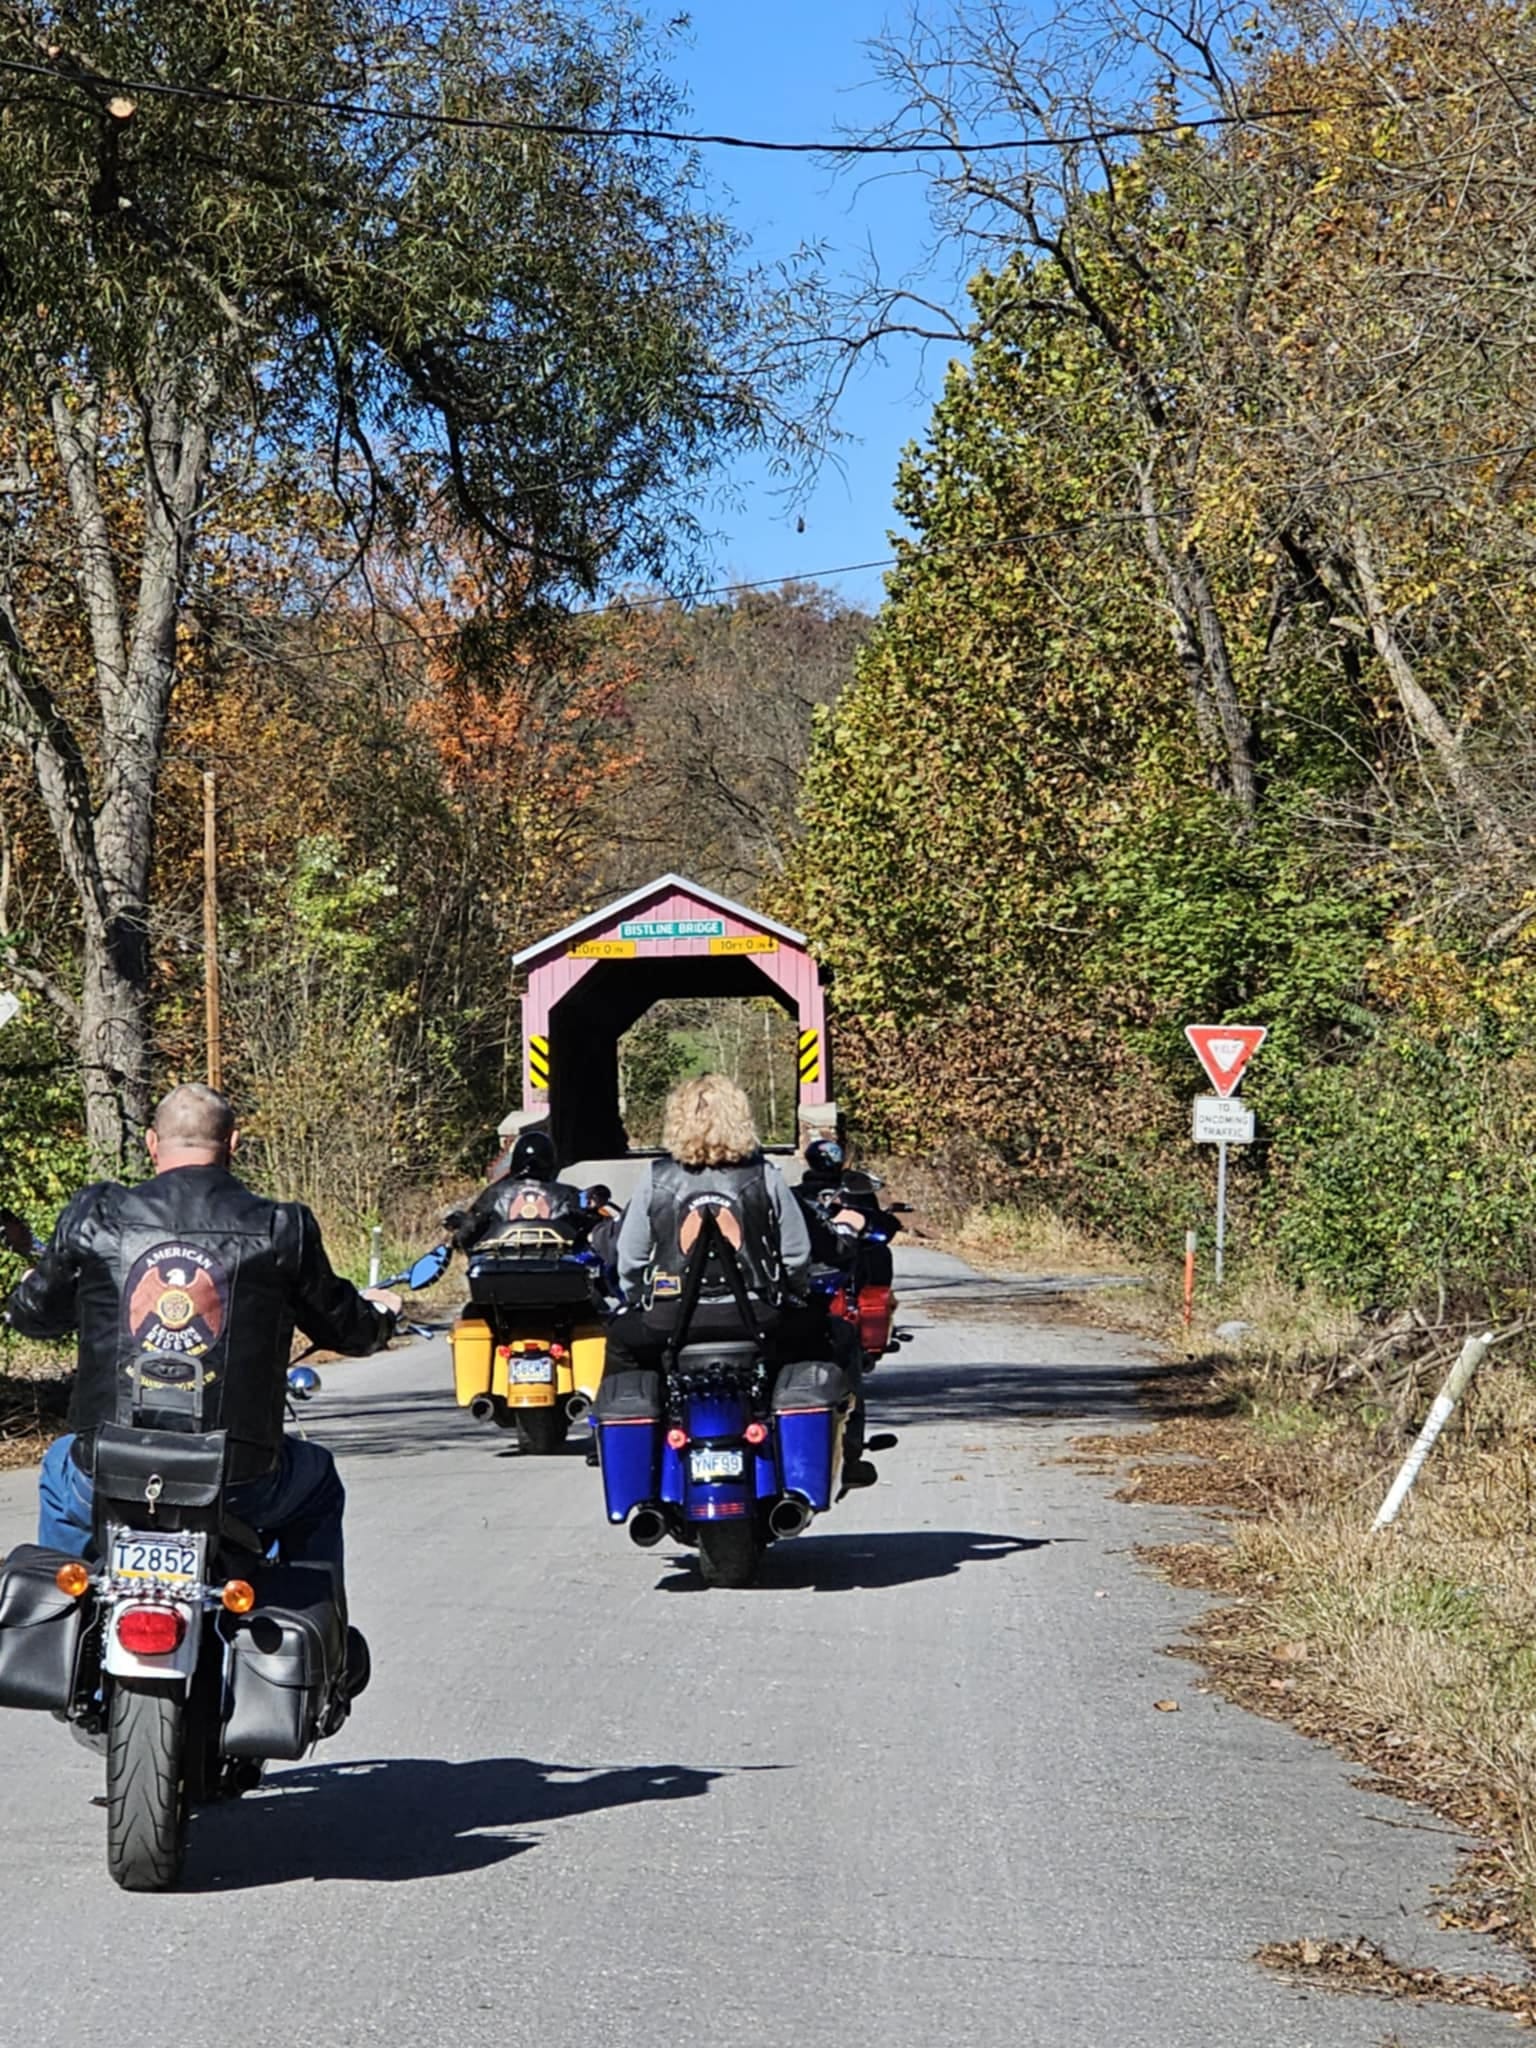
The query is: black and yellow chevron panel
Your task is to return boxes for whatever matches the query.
[528,1034,550,1090]
[797,1028,821,1088]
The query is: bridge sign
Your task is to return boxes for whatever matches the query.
[1184,1024,1266,1099]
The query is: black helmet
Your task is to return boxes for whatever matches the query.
[803,1138,845,1180]
[508,1131,558,1181]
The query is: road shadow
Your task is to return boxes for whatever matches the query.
[183,1753,721,1889]
[868,1356,1147,1429]
[309,1387,483,1460]
[654,1528,1050,1595]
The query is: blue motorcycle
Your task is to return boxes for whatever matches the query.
[592,1212,891,1587]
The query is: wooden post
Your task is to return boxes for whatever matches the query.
[1182,1229,1196,1332]
[202,770,222,1091]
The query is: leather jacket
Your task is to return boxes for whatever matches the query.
[3,1165,392,1481]
[454,1175,587,1250]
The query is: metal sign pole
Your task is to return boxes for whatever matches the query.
[1215,1141,1228,1286]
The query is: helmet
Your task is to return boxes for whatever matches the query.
[803,1138,845,1180]
[508,1131,558,1182]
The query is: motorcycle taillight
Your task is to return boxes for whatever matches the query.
[116,1607,186,1656]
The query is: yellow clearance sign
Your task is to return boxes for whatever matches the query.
[568,939,637,959]
[528,1035,550,1089]
[709,934,778,956]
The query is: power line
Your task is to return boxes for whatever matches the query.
[213,436,1536,667]
[0,50,1520,161]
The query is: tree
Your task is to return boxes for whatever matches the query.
[0,0,809,1164]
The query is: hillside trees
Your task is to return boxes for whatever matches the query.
[0,0,811,1167]
[795,0,1536,1294]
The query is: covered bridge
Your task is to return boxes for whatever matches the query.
[512,874,833,1164]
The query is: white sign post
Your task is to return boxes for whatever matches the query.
[1185,1026,1267,1286]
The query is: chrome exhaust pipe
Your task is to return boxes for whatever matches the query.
[566,1392,592,1424]
[768,1495,813,1540]
[628,1507,667,1549]
[469,1395,499,1424]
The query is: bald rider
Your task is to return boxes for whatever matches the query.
[4,1085,401,1621]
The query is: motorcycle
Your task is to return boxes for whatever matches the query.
[802,1169,912,1372]
[447,1208,608,1454]
[0,1361,359,1891]
[592,1209,894,1588]
[0,1237,448,1892]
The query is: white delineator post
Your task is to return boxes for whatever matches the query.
[368,1224,383,1289]
[1371,1330,1494,1531]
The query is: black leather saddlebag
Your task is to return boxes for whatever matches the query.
[0,1545,87,1712]
[771,1358,852,1410]
[222,1563,343,1761]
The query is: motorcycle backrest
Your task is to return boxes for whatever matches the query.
[673,1339,761,1376]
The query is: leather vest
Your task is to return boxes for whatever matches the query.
[63,1170,323,1478]
[643,1157,780,1313]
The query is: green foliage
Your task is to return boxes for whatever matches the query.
[790,1,1536,1316]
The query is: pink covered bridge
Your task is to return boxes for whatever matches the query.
[512,874,833,1163]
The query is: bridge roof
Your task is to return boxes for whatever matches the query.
[512,873,808,970]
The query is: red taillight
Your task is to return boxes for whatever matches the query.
[744,1421,768,1446]
[666,1426,689,1450]
[116,1606,186,1656]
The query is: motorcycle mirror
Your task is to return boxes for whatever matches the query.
[888,1202,913,1214]
[287,1364,322,1401]
[383,1244,453,1289]
[407,1244,452,1290]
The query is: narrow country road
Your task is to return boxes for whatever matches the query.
[0,1245,1520,2047]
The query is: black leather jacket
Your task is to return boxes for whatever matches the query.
[3,1165,391,1480]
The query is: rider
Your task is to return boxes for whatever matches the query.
[605,1076,872,1482]
[445,1129,588,1251]
[2,1085,401,1605]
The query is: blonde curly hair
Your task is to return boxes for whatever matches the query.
[662,1073,759,1169]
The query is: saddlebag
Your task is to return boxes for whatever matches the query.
[593,1369,662,1523]
[222,1563,343,1761]
[772,1360,852,1512]
[0,1544,88,1712]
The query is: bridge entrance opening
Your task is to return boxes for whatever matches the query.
[618,997,800,1150]
[512,874,832,1166]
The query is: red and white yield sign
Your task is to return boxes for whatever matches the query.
[1185,1024,1267,1099]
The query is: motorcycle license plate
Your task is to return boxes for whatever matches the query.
[109,1531,203,1586]
[689,1447,745,1482]
[510,1355,554,1383]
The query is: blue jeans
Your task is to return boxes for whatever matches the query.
[38,1433,347,1580]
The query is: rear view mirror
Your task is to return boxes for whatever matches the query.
[408,1244,452,1290]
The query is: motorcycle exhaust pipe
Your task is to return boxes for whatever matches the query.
[628,1507,667,1549]
[469,1395,499,1425]
[768,1495,813,1540]
[566,1392,592,1424]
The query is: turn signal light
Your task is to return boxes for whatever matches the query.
[221,1579,256,1615]
[666,1427,689,1450]
[116,1606,186,1656]
[54,1562,91,1598]
[744,1421,768,1446]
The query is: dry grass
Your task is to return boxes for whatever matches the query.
[949,1202,1139,1277]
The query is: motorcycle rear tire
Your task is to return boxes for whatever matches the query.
[107,1679,188,1892]
[514,1408,570,1456]
[696,1523,761,1589]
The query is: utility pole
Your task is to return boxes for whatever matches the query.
[202,770,222,1091]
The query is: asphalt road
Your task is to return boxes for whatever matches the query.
[0,1244,1522,2047]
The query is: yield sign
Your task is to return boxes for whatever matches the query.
[1185,1024,1267,1099]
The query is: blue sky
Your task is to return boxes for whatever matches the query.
[640,3,971,613]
